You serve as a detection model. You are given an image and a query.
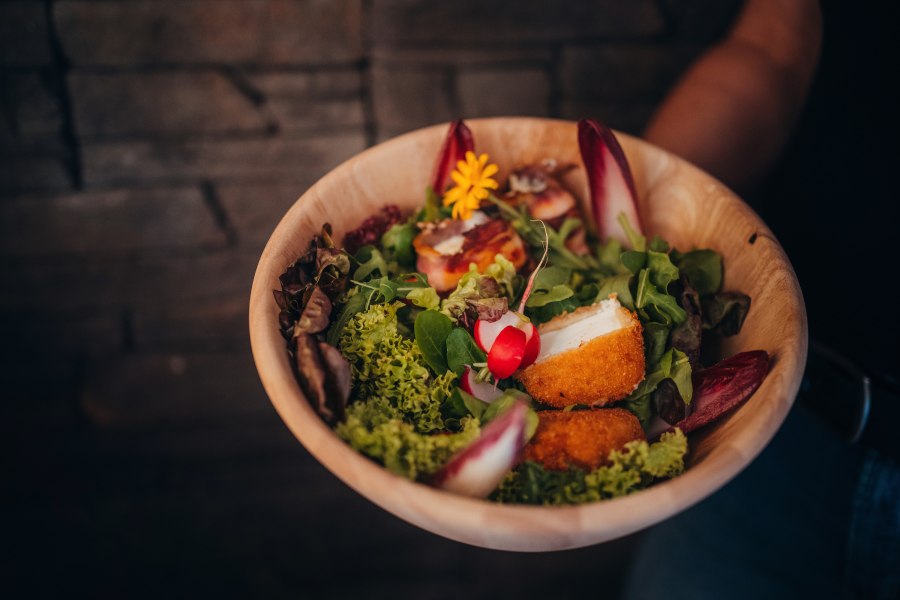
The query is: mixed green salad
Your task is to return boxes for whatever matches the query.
[274,119,765,505]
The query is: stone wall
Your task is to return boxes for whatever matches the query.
[2,1,740,595]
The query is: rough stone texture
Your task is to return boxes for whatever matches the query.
[80,132,367,186]
[372,65,455,136]
[69,72,268,137]
[0,188,226,257]
[216,182,305,247]
[266,97,365,133]
[54,0,364,67]
[81,353,270,428]
[561,44,703,101]
[245,70,361,97]
[0,2,53,66]
[370,0,665,44]
[372,46,553,67]
[458,68,551,118]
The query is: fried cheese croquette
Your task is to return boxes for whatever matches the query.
[523,408,645,471]
[518,298,645,407]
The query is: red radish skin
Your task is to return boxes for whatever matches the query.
[577,119,643,246]
[433,401,528,497]
[474,311,522,352]
[520,325,540,368]
[487,326,527,379]
[667,350,770,436]
[430,119,475,194]
[460,366,503,404]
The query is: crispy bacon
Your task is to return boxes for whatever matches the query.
[413,217,527,292]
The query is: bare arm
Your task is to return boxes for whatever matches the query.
[644,0,823,192]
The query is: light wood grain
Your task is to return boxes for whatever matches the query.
[248,118,807,551]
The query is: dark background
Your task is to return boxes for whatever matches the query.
[3,1,896,598]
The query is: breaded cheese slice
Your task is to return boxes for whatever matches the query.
[518,297,645,407]
[523,408,645,471]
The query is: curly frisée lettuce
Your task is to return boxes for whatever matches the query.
[339,301,456,433]
[336,404,480,480]
[492,429,688,505]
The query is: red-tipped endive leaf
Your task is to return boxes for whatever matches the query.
[432,400,528,497]
[430,119,475,194]
[487,326,526,379]
[670,350,770,435]
[577,119,643,246]
[459,366,503,404]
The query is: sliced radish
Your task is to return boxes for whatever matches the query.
[473,310,521,352]
[459,366,503,404]
[520,323,540,368]
[430,119,475,194]
[432,400,528,497]
[577,119,643,246]
[487,326,527,379]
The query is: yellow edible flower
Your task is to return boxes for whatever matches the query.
[443,151,499,220]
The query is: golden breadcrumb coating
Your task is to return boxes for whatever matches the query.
[518,314,645,407]
[523,408,645,471]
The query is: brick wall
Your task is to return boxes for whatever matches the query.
[2,1,740,595]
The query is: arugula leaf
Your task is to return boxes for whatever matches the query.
[595,238,628,275]
[635,268,686,325]
[352,246,393,281]
[646,250,679,290]
[618,213,646,251]
[445,328,486,375]
[326,291,368,346]
[595,273,635,310]
[414,310,454,374]
[671,249,722,296]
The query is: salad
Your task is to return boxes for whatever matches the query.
[274,119,769,505]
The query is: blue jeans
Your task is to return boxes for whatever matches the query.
[623,404,900,599]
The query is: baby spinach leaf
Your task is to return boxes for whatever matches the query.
[445,328,487,375]
[414,310,454,374]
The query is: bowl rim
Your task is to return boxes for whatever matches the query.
[248,117,808,551]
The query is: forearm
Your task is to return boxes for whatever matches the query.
[644,0,823,192]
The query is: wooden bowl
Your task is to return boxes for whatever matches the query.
[249,118,807,551]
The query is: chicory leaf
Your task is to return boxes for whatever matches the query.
[702,291,751,336]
